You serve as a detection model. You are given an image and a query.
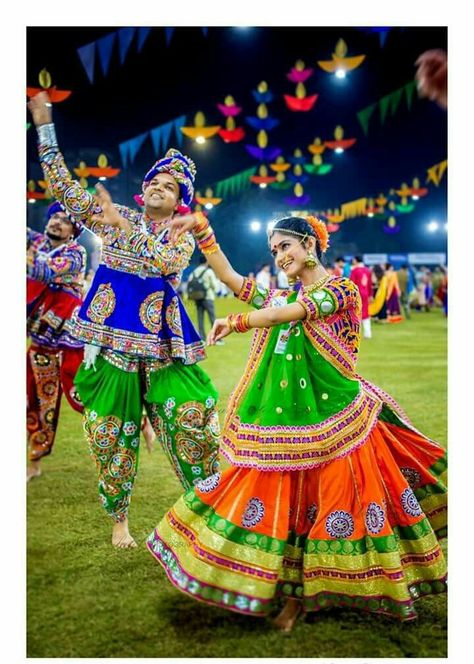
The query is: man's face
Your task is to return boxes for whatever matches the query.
[143,172,180,214]
[45,212,74,242]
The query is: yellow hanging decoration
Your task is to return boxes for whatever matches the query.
[181,111,221,141]
[308,137,326,155]
[294,182,304,197]
[98,154,108,168]
[317,38,366,74]
[341,198,368,219]
[39,68,52,89]
[296,82,306,99]
[257,130,268,148]
[257,103,268,119]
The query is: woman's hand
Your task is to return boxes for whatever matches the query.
[167,214,198,245]
[207,318,232,345]
[91,183,131,232]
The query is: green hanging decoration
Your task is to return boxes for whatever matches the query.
[356,80,420,135]
[215,166,257,198]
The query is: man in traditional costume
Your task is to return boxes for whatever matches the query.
[28,92,220,549]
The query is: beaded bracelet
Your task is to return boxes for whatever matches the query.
[193,211,219,255]
[226,312,252,333]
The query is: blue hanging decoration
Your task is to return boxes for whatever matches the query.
[77,42,96,84]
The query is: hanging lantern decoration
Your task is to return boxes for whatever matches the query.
[285,182,311,207]
[73,161,91,178]
[269,156,292,190]
[181,111,221,143]
[245,82,281,160]
[396,195,415,214]
[250,164,277,189]
[325,126,356,153]
[326,208,345,224]
[252,79,274,104]
[365,198,383,218]
[27,68,72,102]
[86,154,121,180]
[270,170,293,190]
[317,39,366,78]
[284,60,318,111]
[288,162,309,185]
[217,95,246,143]
[308,137,326,156]
[384,215,401,234]
[410,177,429,200]
[288,148,307,165]
[304,153,333,176]
[195,187,223,210]
[27,179,47,203]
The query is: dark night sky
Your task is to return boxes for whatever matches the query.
[26,26,447,273]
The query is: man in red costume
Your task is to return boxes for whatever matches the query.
[27,202,86,480]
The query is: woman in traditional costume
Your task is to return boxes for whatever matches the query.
[95,191,447,631]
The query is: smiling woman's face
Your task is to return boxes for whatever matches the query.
[269,231,316,280]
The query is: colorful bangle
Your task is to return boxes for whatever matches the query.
[226,312,252,333]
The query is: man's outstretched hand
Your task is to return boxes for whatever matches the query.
[28,91,53,126]
[91,183,131,233]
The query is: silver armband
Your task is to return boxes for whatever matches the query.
[36,123,58,147]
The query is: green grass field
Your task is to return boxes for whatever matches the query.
[27,300,447,658]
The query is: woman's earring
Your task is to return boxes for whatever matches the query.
[304,252,319,269]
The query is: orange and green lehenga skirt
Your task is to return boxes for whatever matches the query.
[147,418,447,621]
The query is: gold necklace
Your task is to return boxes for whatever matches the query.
[303,274,331,293]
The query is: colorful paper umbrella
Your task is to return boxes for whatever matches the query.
[195,187,223,209]
[27,68,72,103]
[287,59,314,83]
[308,137,326,156]
[86,154,121,179]
[181,112,221,143]
[325,126,356,153]
[410,177,428,200]
[285,182,310,206]
[217,95,242,117]
[384,215,401,234]
[250,165,277,188]
[317,39,366,76]
[304,154,333,176]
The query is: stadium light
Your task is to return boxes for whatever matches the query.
[335,147,344,154]
[204,203,214,210]
[250,220,261,232]
[427,221,439,232]
[195,136,206,144]
[335,69,346,79]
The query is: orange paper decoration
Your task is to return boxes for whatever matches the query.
[27,68,72,102]
[181,111,221,141]
[317,39,366,74]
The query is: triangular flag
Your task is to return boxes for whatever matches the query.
[165,27,175,47]
[379,95,391,124]
[118,27,136,65]
[119,141,130,168]
[405,81,416,110]
[97,32,116,77]
[137,27,151,52]
[174,115,186,147]
[150,126,163,155]
[390,87,404,116]
[357,103,377,136]
[129,132,149,163]
[77,42,96,84]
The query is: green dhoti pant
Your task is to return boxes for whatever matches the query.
[74,351,220,522]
